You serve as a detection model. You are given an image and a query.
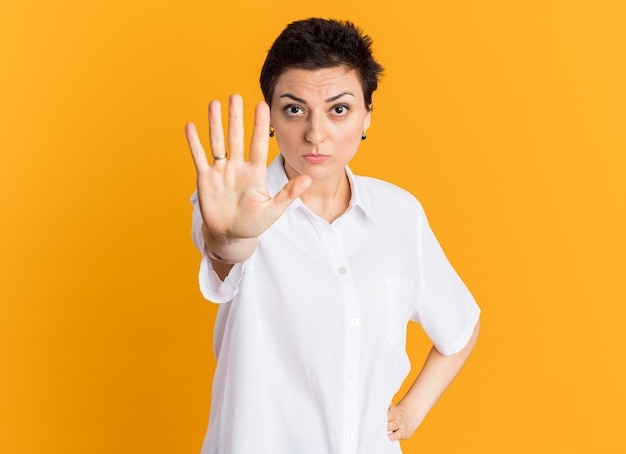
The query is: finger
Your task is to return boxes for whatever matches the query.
[268,175,311,220]
[388,428,404,441]
[249,101,271,167]
[387,410,400,431]
[228,94,245,161]
[185,122,210,174]
[208,100,227,165]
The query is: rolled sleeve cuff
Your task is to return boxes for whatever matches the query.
[434,308,481,356]
[198,252,246,303]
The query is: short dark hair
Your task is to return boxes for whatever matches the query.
[260,18,384,111]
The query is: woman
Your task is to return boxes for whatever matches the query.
[185,18,480,454]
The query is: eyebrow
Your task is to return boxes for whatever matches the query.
[278,91,355,104]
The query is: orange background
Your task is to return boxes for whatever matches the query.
[1,0,625,452]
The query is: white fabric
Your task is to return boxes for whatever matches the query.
[191,155,480,454]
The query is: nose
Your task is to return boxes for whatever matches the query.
[305,113,325,144]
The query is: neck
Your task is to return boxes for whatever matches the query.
[303,174,351,222]
[284,163,351,223]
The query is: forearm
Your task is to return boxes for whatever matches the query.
[393,320,480,436]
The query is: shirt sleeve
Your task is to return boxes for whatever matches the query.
[413,205,481,355]
[190,191,245,303]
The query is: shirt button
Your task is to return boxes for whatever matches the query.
[347,373,357,382]
[338,266,347,275]
[350,317,360,327]
[334,220,342,228]
[346,430,355,439]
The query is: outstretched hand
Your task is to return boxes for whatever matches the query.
[185,94,311,263]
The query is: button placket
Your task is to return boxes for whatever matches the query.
[328,222,360,454]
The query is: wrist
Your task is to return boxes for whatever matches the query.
[202,225,258,264]
[395,399,426,430]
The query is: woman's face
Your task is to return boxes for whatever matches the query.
[270,66,371,184]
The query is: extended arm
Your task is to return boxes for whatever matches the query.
[387,319,480,441]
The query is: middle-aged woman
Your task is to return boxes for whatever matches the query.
[185,18,480,454]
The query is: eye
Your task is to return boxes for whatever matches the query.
[283,104,304,116]
[331,104,350,117]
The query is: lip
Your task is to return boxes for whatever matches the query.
[303,154,330,164]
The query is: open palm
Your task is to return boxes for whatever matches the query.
[185,94,310,261]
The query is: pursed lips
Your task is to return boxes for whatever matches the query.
[303,153,330,164]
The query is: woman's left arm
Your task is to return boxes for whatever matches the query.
[387,319,481,441]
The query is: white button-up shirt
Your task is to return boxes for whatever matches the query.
[191,155,480,454]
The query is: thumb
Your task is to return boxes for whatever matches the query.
[269,175,312,218]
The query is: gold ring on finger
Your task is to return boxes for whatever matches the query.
[212,154,227,161]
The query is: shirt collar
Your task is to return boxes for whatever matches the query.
[267,154,379,226]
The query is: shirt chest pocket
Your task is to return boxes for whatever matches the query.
[384,277,414,354]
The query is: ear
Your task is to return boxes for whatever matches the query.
[363,110,372,132]
[364,94,374,131]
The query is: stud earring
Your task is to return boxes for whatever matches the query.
[269,127,275,138]
[361,131,367,140]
